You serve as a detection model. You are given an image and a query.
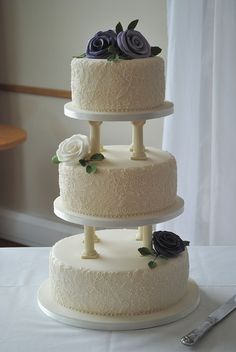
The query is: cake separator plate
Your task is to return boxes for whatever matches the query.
[38,279,199,331]
[53,196,184,228]
[64,101,174,121]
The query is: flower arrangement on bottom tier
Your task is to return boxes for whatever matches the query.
[138,231,190,269]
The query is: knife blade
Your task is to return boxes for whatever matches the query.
[181,294,236,346]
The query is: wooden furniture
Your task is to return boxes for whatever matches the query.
[0,124,27,151]
[0,84,71,99]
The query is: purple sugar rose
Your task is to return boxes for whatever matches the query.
[117,29,151,59]
[86,30,117,59]
[152,231,186,258]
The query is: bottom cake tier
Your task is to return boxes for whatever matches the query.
[49,229,189,317]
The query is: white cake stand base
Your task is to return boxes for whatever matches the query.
[38,279,200,331]
[53,196,184,228]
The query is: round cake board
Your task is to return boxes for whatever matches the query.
[53,196,184,228]
[38,279,200,331]
[64,101,174,122]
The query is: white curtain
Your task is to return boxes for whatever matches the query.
[162,0,236,245]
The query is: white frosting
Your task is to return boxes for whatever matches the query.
[71,57,165,112]
[49,229,189,316]
[58,145,177,218]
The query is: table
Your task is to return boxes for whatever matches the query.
[0,124,27,151]
[0,246,235,352]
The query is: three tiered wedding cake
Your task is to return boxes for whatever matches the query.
[38,20,199,329]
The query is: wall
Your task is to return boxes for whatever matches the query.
[0,0,168,245]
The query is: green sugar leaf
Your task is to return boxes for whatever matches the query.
[90,153,105,161]
[113,54,120,62]
[183,241,190,246]
[127,19,139,30]
[138,247,153,256]
[74,53,86,58]
[159,255,168,260]
[107,54,121,62]
[148,260,157,269]
[86,164,97,174]
[116,22,123,34]
[79,159,87,167]
[107,54,116,61]
[107,53,121,62]
[108,45,117,54]
[52,155,60,164]
[118,55,130,61]
[151,46,162,56]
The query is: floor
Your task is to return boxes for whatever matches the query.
[0,238,27,247]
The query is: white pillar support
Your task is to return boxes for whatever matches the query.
[93,227,100,243]
[136,226,144,241]
[131,120,147,160]
[142,225,153,250]
[89,121,103,155]
[81,225,99,259]
[83,227,100,243]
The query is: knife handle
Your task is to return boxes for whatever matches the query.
[180,317,217,346]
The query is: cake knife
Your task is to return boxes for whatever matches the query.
[180,294,236,346]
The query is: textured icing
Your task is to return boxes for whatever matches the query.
[58,146,177,218]
[71,57,165,112]
[49,230,189,316]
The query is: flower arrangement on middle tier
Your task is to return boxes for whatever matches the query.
[52,134,104,174]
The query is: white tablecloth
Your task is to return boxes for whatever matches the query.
[0,246,236,352]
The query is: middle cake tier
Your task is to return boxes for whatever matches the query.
[58,145,177,218]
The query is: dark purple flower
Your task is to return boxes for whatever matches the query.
[86,30,117,59]
[117,29,151,59]
[152,231,186,258]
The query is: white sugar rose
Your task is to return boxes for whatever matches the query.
[56,134,89,165]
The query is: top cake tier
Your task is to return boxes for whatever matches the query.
[71,57,166,114]
[69,20,170,117]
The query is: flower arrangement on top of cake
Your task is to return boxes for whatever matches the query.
[76,19,162,61]
[71,20,165,113]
